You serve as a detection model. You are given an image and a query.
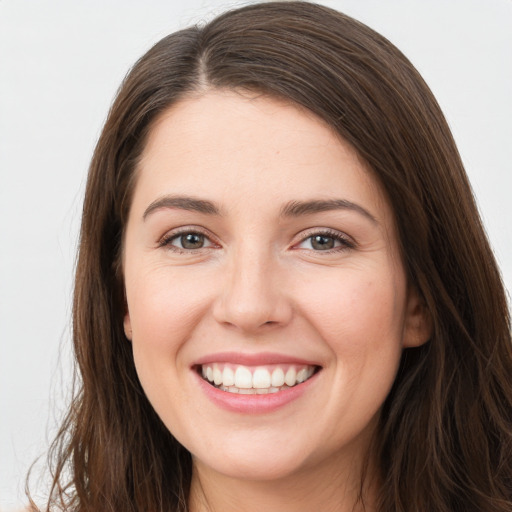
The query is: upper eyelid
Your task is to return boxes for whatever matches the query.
[158,226,219,247]
[293,227,355,244]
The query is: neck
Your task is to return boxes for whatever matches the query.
[188,448,379,512]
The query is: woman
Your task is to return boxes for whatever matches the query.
[33,2,512,511]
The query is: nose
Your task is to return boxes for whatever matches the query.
[212,245,293,333]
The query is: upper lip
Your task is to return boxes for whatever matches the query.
[193,351,322,367]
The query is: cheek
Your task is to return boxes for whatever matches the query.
[126,267,212,352]
[125,269,214,411]
[126,270,209,424]
[298,266,407,370]
[309,271,404,332]
[301,269,406,431]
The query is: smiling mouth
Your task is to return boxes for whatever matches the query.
[197,363,320,394]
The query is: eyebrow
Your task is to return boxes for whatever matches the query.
[280,199,378,224]
[142,195,377,224]
[143,195,221,220]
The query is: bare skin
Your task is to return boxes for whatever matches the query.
[122,89,430,512]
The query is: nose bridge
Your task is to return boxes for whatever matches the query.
[213,236,291,331]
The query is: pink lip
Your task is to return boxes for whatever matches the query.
[194,371,318,414]
[193,352,321,413]
[193,351,320,367]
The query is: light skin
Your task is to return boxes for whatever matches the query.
[122,89,430,512]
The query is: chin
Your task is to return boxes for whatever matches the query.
[194,450,309,482]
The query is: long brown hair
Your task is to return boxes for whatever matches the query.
[33,2,512,511]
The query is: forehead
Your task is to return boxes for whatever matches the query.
[133,89,390,224]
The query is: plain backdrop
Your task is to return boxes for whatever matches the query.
[1,0,511,509]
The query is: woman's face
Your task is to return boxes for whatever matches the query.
[122,90,428,483]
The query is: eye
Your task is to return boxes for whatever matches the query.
[160,230,215,251]
[295,230,354,252]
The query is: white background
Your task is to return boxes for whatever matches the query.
[1,0,511,509]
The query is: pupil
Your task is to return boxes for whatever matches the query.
[312,235,334,250]
[181,233,204,249]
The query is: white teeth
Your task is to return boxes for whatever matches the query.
[296,368,308,383]
[234,366,253,389]
[284,367,296,387]
[271,368,285,387]
[213,365,223,385]
[219,384,292,394]
[222,366,235,386]
[201,363,317,393]
[252,368,271,389]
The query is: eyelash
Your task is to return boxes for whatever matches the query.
[158,227,217,253]
[158,227,355,254]
[293,228,355,254]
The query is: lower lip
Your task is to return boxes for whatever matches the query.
[194,370,318,414]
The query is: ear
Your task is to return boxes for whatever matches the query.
[123,311,133,341]
[402,286,432,348]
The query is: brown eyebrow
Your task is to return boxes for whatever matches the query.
[143,195,222,220]
[280,199,378,224]
[143,195,377,224]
